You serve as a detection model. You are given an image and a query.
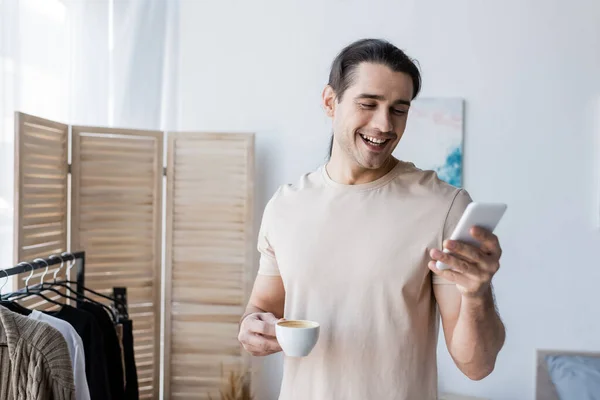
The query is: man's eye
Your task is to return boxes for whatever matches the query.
[359,103,376,109]
[392,109,407,115]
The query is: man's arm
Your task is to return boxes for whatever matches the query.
[429,226,506,380]
[238,275,286,356]
[433,284,505,380]
[241,274,285,321]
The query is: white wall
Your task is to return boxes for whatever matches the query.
[177,1,600,399]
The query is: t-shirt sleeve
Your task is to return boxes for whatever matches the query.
[257,190,281,276]
[433,188,473,285]
[72,331,91,400]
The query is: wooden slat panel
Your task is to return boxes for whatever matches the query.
[71,126,163,399]
[13,113,69,292]
[164,132,254,399]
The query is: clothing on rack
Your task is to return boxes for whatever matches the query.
[115,323,127,385]
[0,306,75,400]
[122,319,140,399]
[0,252,140,400]
[47,305,111,400]
[79,302,125,399]
[29,310,90,400]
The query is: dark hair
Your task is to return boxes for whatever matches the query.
[327,38,422,157]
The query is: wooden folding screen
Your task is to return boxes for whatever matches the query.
[163,133,255,399]
[70,126,163,399]
[13,112,69,310]
[15,113,256,399]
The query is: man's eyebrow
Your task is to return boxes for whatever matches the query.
[355,93,411,106]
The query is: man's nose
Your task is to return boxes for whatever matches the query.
[371,108,393,134]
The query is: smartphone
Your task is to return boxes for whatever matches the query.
[436,202,507,271]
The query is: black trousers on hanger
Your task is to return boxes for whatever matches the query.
[122,319,139,400]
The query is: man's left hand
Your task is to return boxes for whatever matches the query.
[428,226,502,297]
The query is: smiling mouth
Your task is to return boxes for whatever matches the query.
[359,133,391,148]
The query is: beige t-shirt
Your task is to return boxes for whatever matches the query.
[257,161,472,400]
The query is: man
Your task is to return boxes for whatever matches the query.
[238,38,506,399]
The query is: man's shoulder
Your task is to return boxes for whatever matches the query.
[261,167,325,222]
[394,161,466,204]
[269,167,324,202]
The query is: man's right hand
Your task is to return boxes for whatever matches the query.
[238,312,283,356]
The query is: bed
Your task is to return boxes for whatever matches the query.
[536,349,600,400]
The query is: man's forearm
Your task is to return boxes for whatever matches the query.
[449,286,505,380]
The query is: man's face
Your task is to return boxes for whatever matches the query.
[324,62,414,170]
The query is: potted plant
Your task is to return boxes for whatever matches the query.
[208,366,253,400]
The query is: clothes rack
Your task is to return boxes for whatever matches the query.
[2,251,86,302]
[2,251,128,319]
[0,250,138,400]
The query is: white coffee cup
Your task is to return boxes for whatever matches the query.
[275,319,320,357]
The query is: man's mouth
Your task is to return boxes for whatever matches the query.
[359,133,391,148]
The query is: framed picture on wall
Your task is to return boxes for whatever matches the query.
[393,97,464,188]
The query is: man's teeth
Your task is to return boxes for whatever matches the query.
[361,134,387,144]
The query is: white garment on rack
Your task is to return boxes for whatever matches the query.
[29,310,91,400]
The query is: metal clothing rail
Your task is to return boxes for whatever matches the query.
[3,251,86,302]
[3,251,129,321]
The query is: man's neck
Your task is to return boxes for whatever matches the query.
[326,155,398,185]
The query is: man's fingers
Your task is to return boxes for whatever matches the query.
[244,312,282,337]
[241,332,282,355]
[429,249,477,277]
[443,239,484,263]
[471,227,502,257]
[259,313,283,334]
[428,261,471,286]
[246,318,276,338]
[246,333,281,351]
[238,312,285,356]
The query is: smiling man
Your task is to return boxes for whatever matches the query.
[238,38,506,400]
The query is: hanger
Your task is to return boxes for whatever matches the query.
[53,252,125,306]
[1,262,62,314]
[61,252,127,313]
[0,269,20,313]
[40,254,119,321]
[0,268,26,314]
[0,269,7,294]
[4,261,64,306]
[37,257,118,321]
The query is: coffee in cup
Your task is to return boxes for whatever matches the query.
[276,319,320,357]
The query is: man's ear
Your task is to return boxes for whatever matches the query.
[322,85,337,118]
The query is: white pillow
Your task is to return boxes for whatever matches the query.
[545,355,600,400]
